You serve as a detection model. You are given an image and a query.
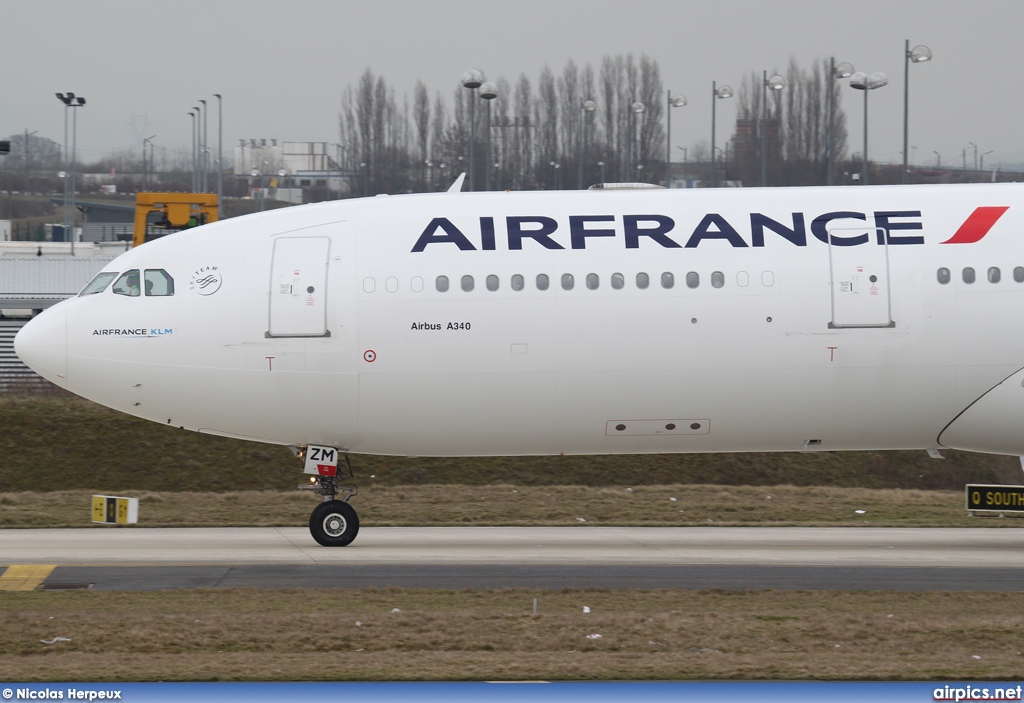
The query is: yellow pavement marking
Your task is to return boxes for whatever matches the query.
[0,565,57,591]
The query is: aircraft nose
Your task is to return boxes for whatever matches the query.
[14,304,68,389]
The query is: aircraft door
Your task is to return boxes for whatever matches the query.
[268,236,331,337]
[827,227,894,328]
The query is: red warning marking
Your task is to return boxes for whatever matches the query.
[316,464,337,477]
[941,206,1009,244]
[363,350,377,362]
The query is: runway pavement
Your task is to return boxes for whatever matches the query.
[0,526,1021,591]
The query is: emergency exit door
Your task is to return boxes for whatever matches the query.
[267,236,331,337]
[827,227,894,328]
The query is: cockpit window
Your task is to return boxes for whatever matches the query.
[79,271,119,296]
[112,269,141,297]
[144,269,175,296]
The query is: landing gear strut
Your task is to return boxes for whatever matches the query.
[299,450,360,547]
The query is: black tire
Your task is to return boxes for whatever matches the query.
[309,500,360,547]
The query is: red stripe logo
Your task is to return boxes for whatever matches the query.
[941,206,1009,244]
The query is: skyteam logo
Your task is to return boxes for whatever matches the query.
[189,266,222,295]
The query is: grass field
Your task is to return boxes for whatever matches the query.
[2,589,1023,681]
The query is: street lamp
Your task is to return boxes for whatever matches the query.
[214,94,223,216]
[933,150,941,168]
[626,101,645,180]
[597,160,605,184]
[827,59,855,185]
[198,99,208,191]
[903,41,932,184]
[711,82,733,188]
[462,70,483,191]
[968,141,978,172]
[981,150,994,172]
[142,135,156,189]
[760,72,785,187]
[188,109,198,192]
[850,71,888,185]
[550,161,561,190]
[665,92,686,188]
[480,81,497,191]
[578,99,596,189]
[55,92,85,253]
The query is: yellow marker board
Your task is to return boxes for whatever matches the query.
[965,484,1024,513]
[91,495,138,524]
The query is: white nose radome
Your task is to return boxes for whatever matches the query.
[14,304,67,389]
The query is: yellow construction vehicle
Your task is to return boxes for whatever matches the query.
[132,192,218,247]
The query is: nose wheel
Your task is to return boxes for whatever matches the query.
[309,500,360,547]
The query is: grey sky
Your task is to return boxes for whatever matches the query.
[4,0,1020,171]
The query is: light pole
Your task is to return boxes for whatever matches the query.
[664,92,686,188]
[933,151,940,168]
[198,99,208,191]
[598,161,605,184]
[982,150,993,172]
[711,82,733,187]
[188,110,198,192]
[760,72,785,187]
[968,141,978,172]
[903,41,932,184]
[827,59,855,185]
[142,135,156,189]
[626,101,645,180]
[360,162,368,197]
[214,94,223,217]
[578,99,596,189]
[850,71,888,185]
[550,161,561,190]
[56,93,85,253]
[462,70,483,191]
[480,81,497,191]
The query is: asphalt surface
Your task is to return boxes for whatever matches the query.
[1,526,1021,591]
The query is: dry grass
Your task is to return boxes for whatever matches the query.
[0,484,1009,528]
[1,589,1022,681]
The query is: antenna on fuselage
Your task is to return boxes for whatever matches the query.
[447,173,467,193]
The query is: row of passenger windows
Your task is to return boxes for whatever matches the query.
[80,269,175,297]
[363,270,777,294]
[937,267,1024,285]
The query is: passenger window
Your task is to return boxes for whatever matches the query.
[611,273,624,290]
[511,274,525,291]
[386,276,398,293]
[586,273,599,290]
[461,275,475,292]
[112,269,141,297]
[362,277,376,293]
[144,269,174,296]
[962,267,976,284]
[79,271,118,296]
[711,271,725,289]
[486,274,499,292]
[936,268,950,285]
[436,275,449,292]
[411,276,424,293]
[636,272,649,290]
[737,271,749,287]
[988,267,1001,284]
[561,273,574,291]
[661,272,674,289]
[686,272,699,289]
[536,274,549,291]
[762,271,775,287]
[1016,267,1024,283]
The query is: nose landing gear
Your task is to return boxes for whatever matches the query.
[299,448,360,547]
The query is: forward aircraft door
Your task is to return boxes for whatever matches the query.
[827,227,894,328]
[267,236,331,337]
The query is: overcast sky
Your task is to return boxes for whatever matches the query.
[4,0,1021,171]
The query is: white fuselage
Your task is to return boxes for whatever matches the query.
[15,184,1024,457]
